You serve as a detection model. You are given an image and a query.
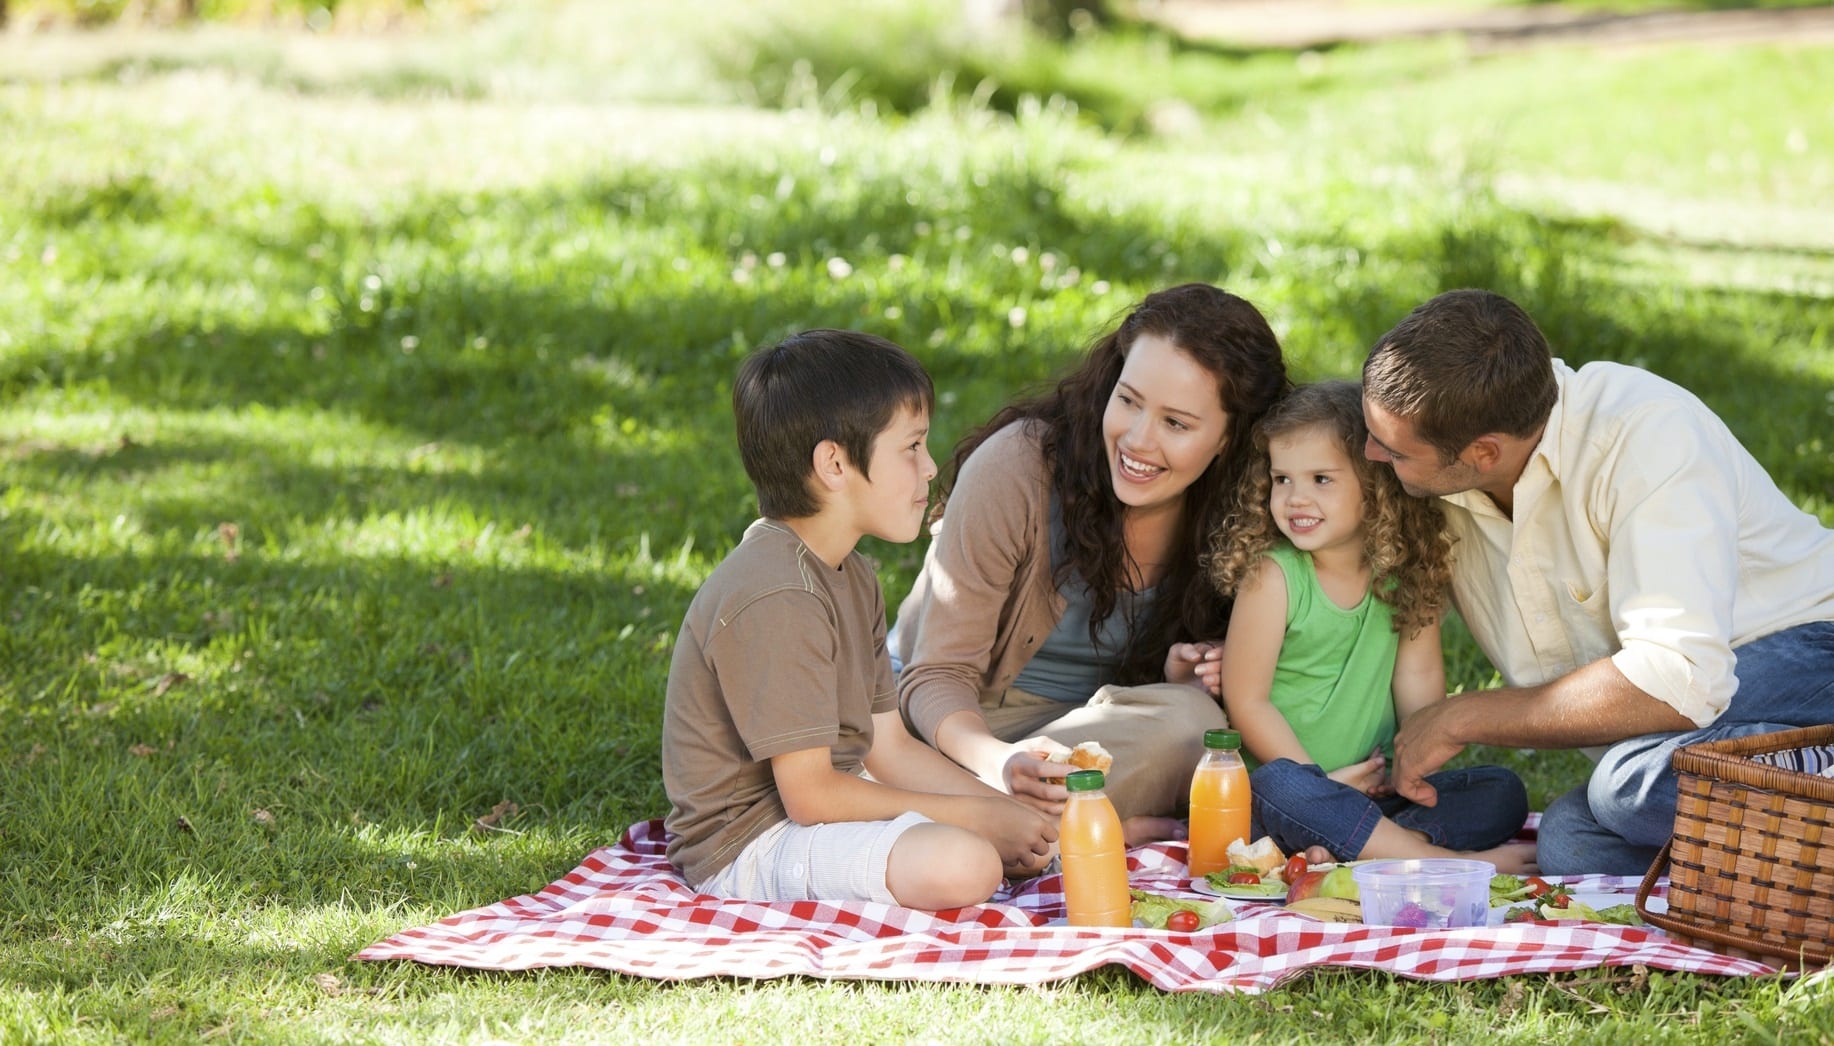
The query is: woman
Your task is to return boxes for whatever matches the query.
[893,283,1290,842]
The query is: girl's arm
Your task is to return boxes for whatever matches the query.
[1391,616,1447,724]
[1218,558,1314,766]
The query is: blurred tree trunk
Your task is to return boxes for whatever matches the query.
[1,0,9,30]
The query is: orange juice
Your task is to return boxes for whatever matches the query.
[1187,729,1251,877]
[1059,770,1130,927]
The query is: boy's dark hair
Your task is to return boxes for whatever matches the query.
[940,283,1289,684]
[1362,289,1558,462]
[734,329,935,520]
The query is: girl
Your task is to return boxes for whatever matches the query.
[1205,380,1536,872]
[893,283,1290,844]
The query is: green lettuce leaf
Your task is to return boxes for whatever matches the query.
[1488,874,1530,905]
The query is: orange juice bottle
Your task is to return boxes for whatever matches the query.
[1059,769,1130,927]
[1187,729,1251,877]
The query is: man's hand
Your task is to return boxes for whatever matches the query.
[975,795,1058,878]
[1164,641,1223,694]
[1390,696,1470,806]
[1001,739,1072,816]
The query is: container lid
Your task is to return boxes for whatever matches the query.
[1350,858,1496,885]
[1204,729,1241,750]
[1065,769,1106,792]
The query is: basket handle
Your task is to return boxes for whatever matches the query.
[1634,838,1671,918]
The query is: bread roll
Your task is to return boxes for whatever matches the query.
[1226,835,1286,875]
[1049,741,1114,773]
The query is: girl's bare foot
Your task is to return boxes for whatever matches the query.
[1479,841,1539,876]
[1123,815,1186,847]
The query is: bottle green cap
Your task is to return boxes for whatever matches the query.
[1065,769,1106,792]
[1205,729,1241,750]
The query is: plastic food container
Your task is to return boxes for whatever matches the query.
[1352,858,1495,929]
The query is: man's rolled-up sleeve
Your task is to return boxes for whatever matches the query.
[1594,403,1743,727]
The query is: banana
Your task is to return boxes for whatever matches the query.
[1286,897,1363,923]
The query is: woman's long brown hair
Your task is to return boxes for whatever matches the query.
[938,283,1290,683]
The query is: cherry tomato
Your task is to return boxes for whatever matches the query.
[1227,871,1262,885]
[1166,909,1201,933]
[1544,888,1572,910]
[1503,906,1542,924]
[1524,876,1553,898]
[1282,854,1310,885]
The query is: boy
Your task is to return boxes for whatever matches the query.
[662,329,1057,908]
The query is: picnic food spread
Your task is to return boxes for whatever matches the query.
[1174,836,1649,929]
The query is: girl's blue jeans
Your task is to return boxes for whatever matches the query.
[1536,620,1834,877]
[1249,759,1528,862]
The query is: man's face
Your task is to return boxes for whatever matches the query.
[1361,396,1481,499]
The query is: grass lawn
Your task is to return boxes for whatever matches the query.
[2,0,1831,1041]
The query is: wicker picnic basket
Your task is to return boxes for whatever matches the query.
[1635,724,1834,970]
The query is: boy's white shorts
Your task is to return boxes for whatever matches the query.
[700,811,930,905]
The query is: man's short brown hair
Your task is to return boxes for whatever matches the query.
[1362,289,1558,461]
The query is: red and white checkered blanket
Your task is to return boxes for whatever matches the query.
[353,819,1778,992]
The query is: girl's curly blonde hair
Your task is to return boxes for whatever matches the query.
[1206,380,1453,637]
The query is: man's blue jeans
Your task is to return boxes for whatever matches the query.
[1537,621,1834,877]
[1250,759,1528,861]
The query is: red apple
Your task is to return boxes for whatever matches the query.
[1285,869,1326,904]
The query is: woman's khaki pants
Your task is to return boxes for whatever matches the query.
[980,682,1227,821]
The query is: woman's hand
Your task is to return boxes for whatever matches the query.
[1001,738,1072,816]
[1164,640,1223,695]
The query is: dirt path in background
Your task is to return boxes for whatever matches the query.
[1147,0,1834,51]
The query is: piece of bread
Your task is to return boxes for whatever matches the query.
[1068,741,1113,772]
[1049,741,1114,773]
[1226,835,1286,875]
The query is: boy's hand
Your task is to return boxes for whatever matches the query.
[1002,739,1071,816]
[1327,749,1389,796]
[1164,641,1223,695]
[977,796,1057,878]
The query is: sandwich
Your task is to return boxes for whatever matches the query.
[1048,741,1114,773]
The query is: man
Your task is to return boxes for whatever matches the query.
[1359,289,1834,875]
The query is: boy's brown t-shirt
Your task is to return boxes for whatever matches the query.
[661,518,898,887]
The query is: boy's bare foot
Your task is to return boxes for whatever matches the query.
[1122,815,1186,847]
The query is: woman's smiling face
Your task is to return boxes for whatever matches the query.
[1100,332,1230,514]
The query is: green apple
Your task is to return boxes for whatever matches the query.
[1318,865,1359,901]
